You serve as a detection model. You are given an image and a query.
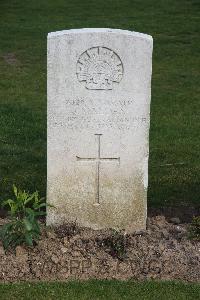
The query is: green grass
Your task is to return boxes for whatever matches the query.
[0,280,200,300]
[0,0,199,207]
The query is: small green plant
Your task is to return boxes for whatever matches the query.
[188,216,200,241]
[0,185,47,249]
[98,230,128,260]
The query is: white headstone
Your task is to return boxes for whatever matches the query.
[47,28,153,232]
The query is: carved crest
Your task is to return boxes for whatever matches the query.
[76,47,123,90]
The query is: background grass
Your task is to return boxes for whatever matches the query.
[0,280,200,300]
[0,0,199,207]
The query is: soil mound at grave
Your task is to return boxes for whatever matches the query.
[0,216,199,282]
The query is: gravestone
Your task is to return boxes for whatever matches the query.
[47,28,153,232]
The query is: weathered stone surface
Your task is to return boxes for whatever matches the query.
[47,28,153,232]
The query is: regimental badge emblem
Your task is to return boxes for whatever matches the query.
[76,47,123,90]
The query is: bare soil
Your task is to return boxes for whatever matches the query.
[2,53,20,65]
[0,216,199,283]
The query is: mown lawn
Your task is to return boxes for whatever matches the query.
[0,280,200,300]
[0,0,199,207]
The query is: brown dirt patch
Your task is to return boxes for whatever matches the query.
[2,53,20,65]
[0,216,199,283]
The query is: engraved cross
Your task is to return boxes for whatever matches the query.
[76,134,120,205]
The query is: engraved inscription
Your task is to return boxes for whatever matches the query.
[76,47,123,90]
[76,134,120,204]
[65,98,134,106]
[51,98,148,130]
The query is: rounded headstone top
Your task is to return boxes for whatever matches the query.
[48,28,153,41]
